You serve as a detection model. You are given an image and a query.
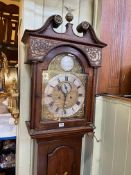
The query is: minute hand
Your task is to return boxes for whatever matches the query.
[63,92,67,108]
[58,85,67,108]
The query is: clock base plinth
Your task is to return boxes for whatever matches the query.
[26,121,93,175]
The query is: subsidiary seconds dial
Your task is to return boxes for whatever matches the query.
[44,73,85,118]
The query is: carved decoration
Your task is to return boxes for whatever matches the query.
[86,47,102,65]
[29,36,102,66]
[29,37,60,60]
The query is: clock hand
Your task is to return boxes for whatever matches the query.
[57,83,70,109]
[57,85,67,108]
[63,92,67,108]
[64,84,68,93]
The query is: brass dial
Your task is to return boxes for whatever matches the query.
[44,73,85,118]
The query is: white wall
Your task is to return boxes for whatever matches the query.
[16,0,36,174]
[92,96,131,175]
[17,1,97,175]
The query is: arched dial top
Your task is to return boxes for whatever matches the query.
[41,53,87,121]
[48,53,83,73]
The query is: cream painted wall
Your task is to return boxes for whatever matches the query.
[15,0,44,173]
[17,0,96,175]
[92,97,131,175]
[93,0,102,36]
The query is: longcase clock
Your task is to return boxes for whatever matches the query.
[22,13,107,175]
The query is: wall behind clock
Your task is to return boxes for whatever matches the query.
[17,0,99,175]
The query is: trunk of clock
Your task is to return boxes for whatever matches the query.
[26,122,92,175]
[33,134,83,175]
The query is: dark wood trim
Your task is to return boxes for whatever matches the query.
[26,121,92,140]
[22,15,107,48]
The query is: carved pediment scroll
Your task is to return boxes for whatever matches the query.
[22,14,107,67]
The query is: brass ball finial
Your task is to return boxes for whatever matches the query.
[65,6,74,23]
[65,12,73,22]
[54,15,63,25]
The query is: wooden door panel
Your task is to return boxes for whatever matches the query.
[48,146,74,175]
[35,136,82,175]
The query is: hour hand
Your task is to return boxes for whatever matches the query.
[61,83,71,94]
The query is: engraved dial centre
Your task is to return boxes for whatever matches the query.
[43,73,85,118]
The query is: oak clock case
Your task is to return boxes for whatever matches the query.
[33,46,93,130]
[22,14,107,175]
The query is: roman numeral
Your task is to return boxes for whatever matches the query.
[63,109,66,114]
[76,101,80,106]
[73,79,76,83]
[57,78,61,83]
[55,107,59,112]
[49,101,54,107]
[47,94,52,97]
[65,76,68,81]
[50,85,55,88]
[77,85,81,89]
[78,94,83,97]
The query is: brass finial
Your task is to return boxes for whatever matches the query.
[65,6,74,23]
[53,15,63,28]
